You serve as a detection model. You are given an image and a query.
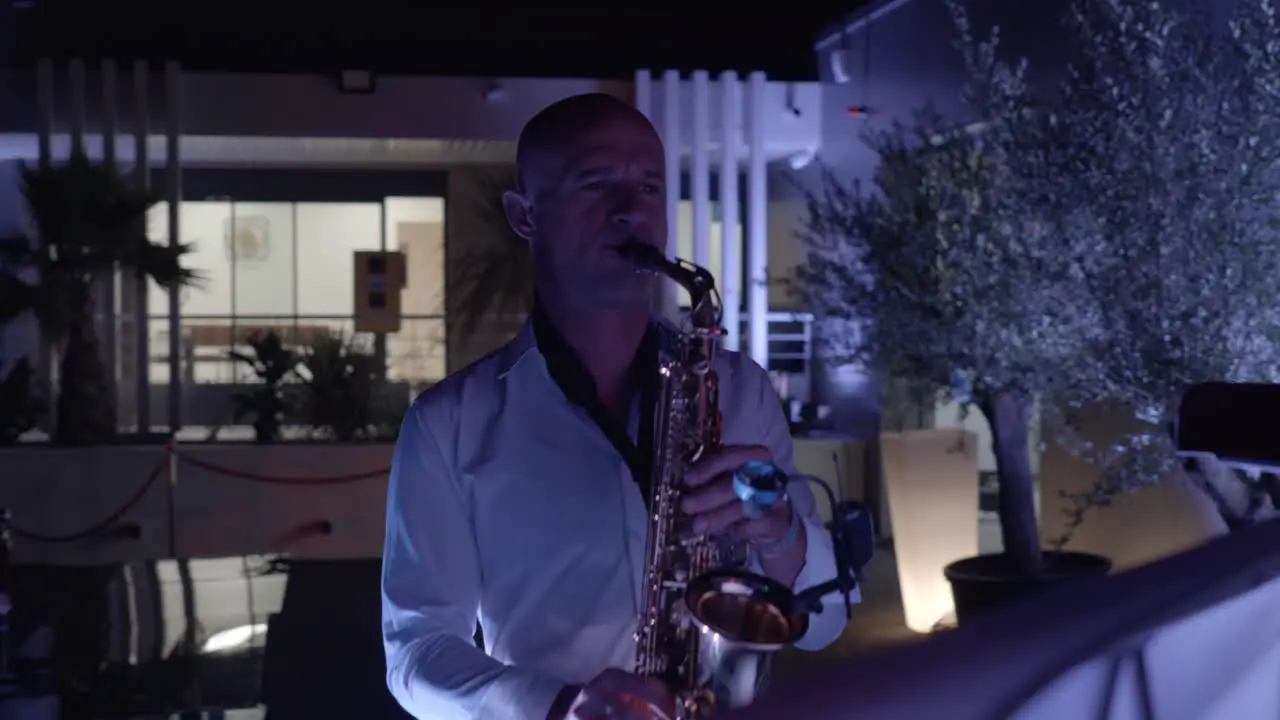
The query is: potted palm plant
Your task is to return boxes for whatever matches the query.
[0,358,37,445]
[448,169,532,353]
[0,153,196,445]
[227,330,300,444]
[297,334,405,441]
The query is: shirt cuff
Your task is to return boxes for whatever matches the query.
[476,666,568,720]
[791,514,858,650]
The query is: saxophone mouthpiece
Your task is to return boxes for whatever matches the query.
[615,240,666,272]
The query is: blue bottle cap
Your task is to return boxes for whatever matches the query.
[733,461,790,517]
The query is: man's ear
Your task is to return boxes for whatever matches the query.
[501,190,536,242]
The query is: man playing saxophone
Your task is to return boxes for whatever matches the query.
[381,93,849,720]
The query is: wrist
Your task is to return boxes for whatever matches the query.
[753,505,801,557]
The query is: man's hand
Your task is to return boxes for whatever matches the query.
[569,668,674,720]
[683,444,806,586]
[682,444,793,545]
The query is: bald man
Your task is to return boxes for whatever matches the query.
[380,94,848,720]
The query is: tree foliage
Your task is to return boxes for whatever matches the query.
[449,169,533,342]
[1045,0,1280,530]
[799,4,1093,575]
[799,0,1280,561]
[0,153,199,443]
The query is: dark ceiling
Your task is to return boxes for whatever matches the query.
[1,2,863,81]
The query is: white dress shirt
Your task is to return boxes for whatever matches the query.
[381,319,852,720]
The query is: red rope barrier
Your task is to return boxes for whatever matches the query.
[8,446,389,545]
[11,459,166,544]
[172,451,389,485]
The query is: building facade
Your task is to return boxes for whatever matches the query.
[0,63,827,439]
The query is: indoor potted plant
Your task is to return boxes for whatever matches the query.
[449,169,533,350]
[297,333,403,441]
[227,330,301,443]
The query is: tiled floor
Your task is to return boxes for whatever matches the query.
[775,515,1004,681]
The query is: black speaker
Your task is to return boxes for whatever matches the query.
[263,560,410,720]
[1177,382,1280,471]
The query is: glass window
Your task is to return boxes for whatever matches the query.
[386,196,447,386]
[229,202,296,318]
[388,318,446,390]
[148,200,235,316]
[386,196,445,317]
[142,195,448,436]
[295,203,382,316]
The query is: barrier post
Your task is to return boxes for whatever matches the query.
[166,436,179,559]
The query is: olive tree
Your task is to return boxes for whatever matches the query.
[797,6,1100,578]
[1045,0,1280,533]
[802,0,1280,570]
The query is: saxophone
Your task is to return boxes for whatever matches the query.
[618,242,809,720]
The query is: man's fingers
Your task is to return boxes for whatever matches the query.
[582,670,673,719]
[681,479,737,514]
[685,444,771,487]
[733,514,788,544]
[690,496,745,535]
[573,692,655,720]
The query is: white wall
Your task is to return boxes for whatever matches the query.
[645,76,822,164]
[0,71,821,166]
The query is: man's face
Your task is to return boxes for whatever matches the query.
[517,111,668,311]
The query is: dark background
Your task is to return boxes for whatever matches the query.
[0,1,866,79]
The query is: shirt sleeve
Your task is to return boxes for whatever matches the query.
[382,403,567,720]
[748,363,853,652]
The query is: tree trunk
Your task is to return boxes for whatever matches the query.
[979,390,1045,577]
[55,280,118,445]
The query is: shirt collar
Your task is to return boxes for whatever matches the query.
[496,319,537,380]
[495,302,665,392]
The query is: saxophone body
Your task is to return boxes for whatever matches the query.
[620,242,809,720]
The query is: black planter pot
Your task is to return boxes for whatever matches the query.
[944,551,1113,624]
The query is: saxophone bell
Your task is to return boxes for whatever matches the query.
[685,570,810,710]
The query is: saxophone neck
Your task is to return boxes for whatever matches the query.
[614,242,722,331]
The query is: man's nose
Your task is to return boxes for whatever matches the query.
[609,188,645,227]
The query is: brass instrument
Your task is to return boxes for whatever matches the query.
[619,242,809,720]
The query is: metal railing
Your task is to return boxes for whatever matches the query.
[112,310,815,434]
[762,311,815,374]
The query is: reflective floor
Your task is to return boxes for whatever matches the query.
[5,557,411,719]
[3,513,1004,719]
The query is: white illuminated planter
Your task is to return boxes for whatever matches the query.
[880,429,980,633]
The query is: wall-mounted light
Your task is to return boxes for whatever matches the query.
[337,70,376,94]
[788,149,816,171]
[847,105,873,119]
[785,83,802,118]
[202,623,269,654]
[831,49,852,85]
[482,80,507,103]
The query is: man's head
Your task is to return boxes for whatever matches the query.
[502,93,667,313]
